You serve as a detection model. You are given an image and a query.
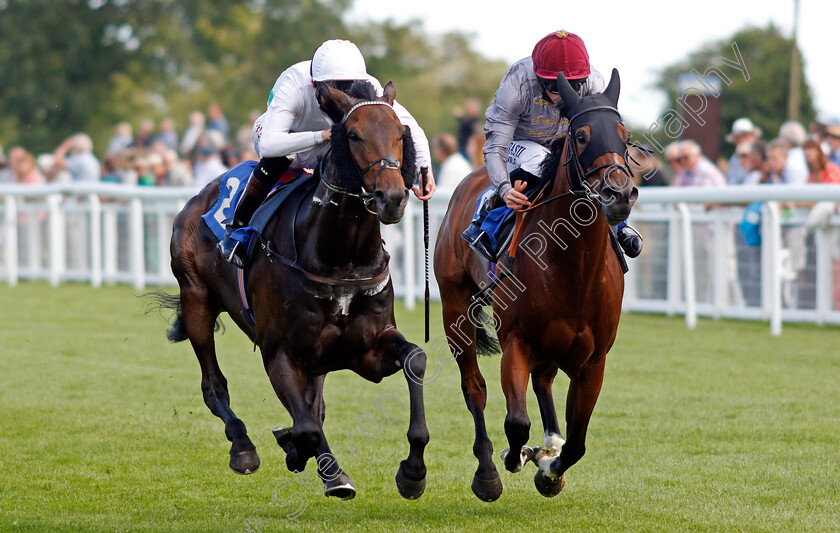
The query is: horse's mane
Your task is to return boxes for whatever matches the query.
[348,80,377,101]
[539,135,566,183]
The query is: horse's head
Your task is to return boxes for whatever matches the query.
[325,81,415,224]
[555,68,638,225]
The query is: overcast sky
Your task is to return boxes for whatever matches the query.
[348,0,839,131]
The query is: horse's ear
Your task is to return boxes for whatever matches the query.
[555,73,581,111]
[603,68,621,106]
[382,81,396,106]
[326,84,354,113]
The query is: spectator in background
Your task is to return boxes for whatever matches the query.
[629,145,668,187]
[107,121,134,155]
[453,98,481,158]
[765,139,790,184]
[736,140,767,185]
[163,150,193,187]
[206,102,229,142]
[193,130,228,189]
[673,140,725,187]
[11,149,44,186]
[724,117,762,185]
[804,140,840,185]
[236,110,262,153]
[466,131,485,169]
[824,122,840,167]
[663,141,683,181]
[0,143,10,183]
[154,117,179,152]
[778,121,809,185]
[133,119,156,149]
[36,153,70,183]
[53,134,100,182]
[432,133,473,189]
[180,111,205,163]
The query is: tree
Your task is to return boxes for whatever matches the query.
[654,24,815,156]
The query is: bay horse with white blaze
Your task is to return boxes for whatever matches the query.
[154,81,428,501]
[434,69,636,501]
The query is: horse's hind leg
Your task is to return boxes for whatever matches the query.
[442,297,502,502]
[500,336,534,474]
[180,283,260,474]
[547,355,606,480]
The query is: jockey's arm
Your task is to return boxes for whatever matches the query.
[257,79,329,159]
[484,79,526,203]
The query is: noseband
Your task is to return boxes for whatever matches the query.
[320,100,405,214]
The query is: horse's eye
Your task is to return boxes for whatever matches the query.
[348,131,361,142]
[575,132,587,144]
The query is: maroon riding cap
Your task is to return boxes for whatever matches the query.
[532,30,591,80]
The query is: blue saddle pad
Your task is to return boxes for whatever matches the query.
[471,187,517,252]
[202,160,259,240]
[201,161,315,259]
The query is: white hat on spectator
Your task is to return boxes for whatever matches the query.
[779,121,807,147]
[725,118,762,143]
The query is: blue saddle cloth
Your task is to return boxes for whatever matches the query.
[201,161,315,260]
[471,187,517,252]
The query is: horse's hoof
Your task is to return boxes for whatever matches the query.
[471,473,503,502]
[324,474,356,500]
[271,426,293,449]
[534,469,565,497]
[501,446,537,473]
[229,449,261,475]
[395,466,426,500]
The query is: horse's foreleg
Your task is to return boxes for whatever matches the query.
[548,355,606,479]
[361,329,429,500]
[264,351,324,474]
[532,364,563,444]
[181,285,259,475]
[500,337,533,474]
[531,363,567,497]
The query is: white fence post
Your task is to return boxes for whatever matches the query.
[89,194,102,288]
[666,204,682,316]
[764,202,783,336]
[47,194,63,287]
[815,227,831,325]
[4,195,18,286]
[129,198,145,291]
[677,203,696,329]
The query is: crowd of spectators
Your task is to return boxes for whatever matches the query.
[0,102,258,190]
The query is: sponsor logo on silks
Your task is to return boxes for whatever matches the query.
[267,90,274,106]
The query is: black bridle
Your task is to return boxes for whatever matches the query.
[562,105,633,203]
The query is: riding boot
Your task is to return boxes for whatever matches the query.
[218,157,291,267]
[461,190,498,262]
[615,221,643,258]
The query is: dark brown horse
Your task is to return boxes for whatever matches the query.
[434,69,637,501]
[155,82,428,501]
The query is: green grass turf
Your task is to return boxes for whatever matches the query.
[1,283,838,532]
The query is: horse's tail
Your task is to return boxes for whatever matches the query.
[475,308,501,357]
[143,291,189,343]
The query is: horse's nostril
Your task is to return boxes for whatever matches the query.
[374,190,386,202]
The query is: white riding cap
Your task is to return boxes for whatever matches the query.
[311,39,367,82]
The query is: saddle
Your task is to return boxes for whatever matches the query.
[202,161,317,266]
